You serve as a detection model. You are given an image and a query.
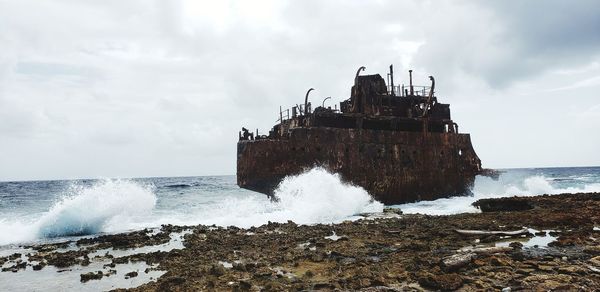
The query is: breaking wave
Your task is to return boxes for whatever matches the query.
[273,167,383,222]
[164,167,383,228]
[37,180,157,237]
[0,180,156,245]
[396,173,600,215]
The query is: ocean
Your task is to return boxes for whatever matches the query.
[1,166,599,248]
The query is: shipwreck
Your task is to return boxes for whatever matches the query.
[237,65,487,204]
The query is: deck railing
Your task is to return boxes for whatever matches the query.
[276,103,309,123]
[388,85,432,97]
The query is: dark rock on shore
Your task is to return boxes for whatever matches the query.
[124,271,138,279]
[80,271,103,282]
[474,197,534,212]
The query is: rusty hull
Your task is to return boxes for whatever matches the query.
[237,127,480,204]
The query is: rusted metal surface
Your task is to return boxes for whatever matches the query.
[237,66,486,204]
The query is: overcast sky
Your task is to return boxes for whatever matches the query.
[1,0,599,181]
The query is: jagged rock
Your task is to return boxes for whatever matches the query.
[473,197,534,212]
[418,272,463,290]
[209,264,226,276]
[80,271,103,282]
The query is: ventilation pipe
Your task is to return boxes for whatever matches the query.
[355,66,366,85]
[422,76,436,117]
[304,88,314,115]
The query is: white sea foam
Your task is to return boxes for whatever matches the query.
[271,167,383,223]
[145,167,383,228]
[396,173,600,215]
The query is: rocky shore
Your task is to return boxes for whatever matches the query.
[2,192,600,291]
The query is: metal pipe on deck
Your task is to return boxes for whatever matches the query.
[304,88,314,115]
[322,96,331,108]
[279,106,283,123]
[355,66,366,85]
[422,76,435,117]
[409,69,414,95]
[389,64,395,96]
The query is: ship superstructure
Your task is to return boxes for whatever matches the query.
[237,65,483,204]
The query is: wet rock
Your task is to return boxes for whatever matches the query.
[358,277,372,287]
[112,257,129,264]
[80,271,103,282]
[263,281,284,290]
[583,245,600,255]
[232,280,252,291]
[283,252,293,261]
[536,264,554,272]
[442,252,475,270]
[473,197,534,212]
[509,242,523,249]
[490,256,511,266]
[104,262,116,268]
[158,276,186,290]
[125,271,138,279]
[311,252,325,262]
[46,251,86,268]
[383,207,403,215]
[480,235,501,243]
[232,262,246,272]
[418,272,463,290]
[522,274,573,290]
[209,264,226,276]
[32,263,45,271]
[8,253,21,261]
[2,261,26,273]
[557,265,586,274]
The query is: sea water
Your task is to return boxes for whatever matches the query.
[0,167,599,246]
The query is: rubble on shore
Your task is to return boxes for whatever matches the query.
[2,192,599,291]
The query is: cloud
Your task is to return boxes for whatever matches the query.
[412,0,600,88]
[0,0,599,180]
